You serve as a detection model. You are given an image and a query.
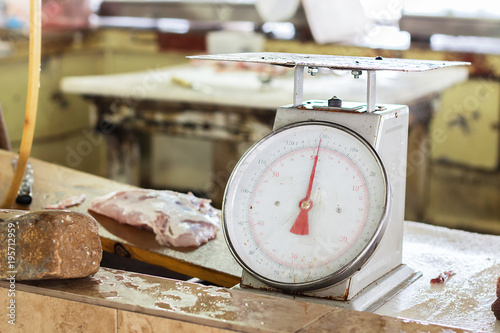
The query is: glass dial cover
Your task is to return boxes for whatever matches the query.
[223,121,390,291]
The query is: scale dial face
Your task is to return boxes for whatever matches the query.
[223,121,390,291]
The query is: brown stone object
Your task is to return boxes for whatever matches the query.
[492,298,500,320]
[0,210,102,280]
[492,277,500,320]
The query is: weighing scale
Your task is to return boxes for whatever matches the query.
[188,53,470,311]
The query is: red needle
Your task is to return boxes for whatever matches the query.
[290,139,321,235]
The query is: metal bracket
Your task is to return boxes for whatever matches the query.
[295,67,376,111]
[367,70,376,113]
[293,66,304,107]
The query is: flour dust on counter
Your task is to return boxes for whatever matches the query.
[89,189,220,248]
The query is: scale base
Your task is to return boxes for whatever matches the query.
[235,264,421,313]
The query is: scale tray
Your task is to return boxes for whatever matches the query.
[188,52,470,72]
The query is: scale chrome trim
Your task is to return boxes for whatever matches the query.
[188,52,470,72]
[222,121,391,292]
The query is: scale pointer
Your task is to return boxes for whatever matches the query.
[290,139,321,235]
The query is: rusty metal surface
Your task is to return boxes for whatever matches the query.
[188,52,470,72]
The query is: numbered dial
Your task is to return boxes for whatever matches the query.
[223,121,390,291]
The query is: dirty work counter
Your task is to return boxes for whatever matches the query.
[0,267,475,332]
[0,149,499,332]
[60,64,469,207]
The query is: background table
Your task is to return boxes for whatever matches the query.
[60,64,469,210]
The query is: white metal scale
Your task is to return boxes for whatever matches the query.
[188,53,469,311]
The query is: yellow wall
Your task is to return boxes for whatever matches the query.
[0,30,189,177]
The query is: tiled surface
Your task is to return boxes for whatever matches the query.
[0,289,117,332]
[0,268,479,332]
[8,268,333,332]
[118,311,231,333]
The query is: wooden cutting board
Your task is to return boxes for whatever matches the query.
[0,149,241,287]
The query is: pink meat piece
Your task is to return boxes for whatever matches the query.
[89,189,220,248]
[430,270,455,284]
[45,194,87,209]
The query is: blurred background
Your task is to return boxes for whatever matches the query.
[0,0,499,234]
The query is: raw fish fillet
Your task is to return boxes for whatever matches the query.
[89,189,219,248]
